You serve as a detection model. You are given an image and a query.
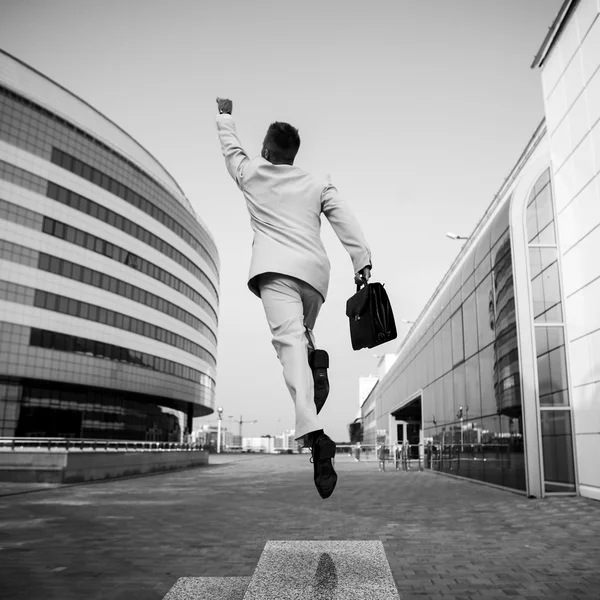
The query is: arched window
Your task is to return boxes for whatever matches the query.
[526,169,576,493]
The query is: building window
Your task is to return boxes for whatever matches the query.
[40,217,217,324]
[526,168,575,494]
[49,147,219,279]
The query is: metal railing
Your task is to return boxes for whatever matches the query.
[0,437,206,452]
[347,444,425,471]
[346,442,517,472]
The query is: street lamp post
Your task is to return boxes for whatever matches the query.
[457,406,466,452]
[446,232,469,241]
[216,406,223,454]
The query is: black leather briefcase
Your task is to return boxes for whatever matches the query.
[346,282,397,351]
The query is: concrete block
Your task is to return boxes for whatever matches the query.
[242,541,400,600]
[162,577,250,600]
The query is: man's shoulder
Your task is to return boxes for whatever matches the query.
[291,165,330,189]
[245,160,328,191]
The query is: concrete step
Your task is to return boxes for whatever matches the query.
[162,576,251,600]
[242,540,400,599]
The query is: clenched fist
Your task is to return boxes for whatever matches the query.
[216,97,232,115]
[354,266,372,286]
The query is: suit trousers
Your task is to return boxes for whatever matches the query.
[258,273,324,441]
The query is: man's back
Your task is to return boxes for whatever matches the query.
[216,112,371,301]
[214,98,372,500]
[240,157,331,296]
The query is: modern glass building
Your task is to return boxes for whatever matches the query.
[0,50,219,442]
[358,0,600,501]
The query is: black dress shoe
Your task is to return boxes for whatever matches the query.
[309,349,329,414]
[309,432,337,499]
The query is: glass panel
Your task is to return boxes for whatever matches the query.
[535,326,564,358]
[16,382,189,442]
[493,328,521,418]
[474,226,492,270]
[474,250,491,287]
[541,410,576,492]
[433,377,445,426]
[441,370,453,416]
[537,302,563,323]
[479,344,496,417]
[526,198,539,242]
[463,291,478,359]
[492,228,511,271]
[476,274,494,350]
[464,353,481,419]
[531,256,563,323]
[529,248,557,280]
[451,309,464,366]
[461,250,476,285]
[533,169,550,197]
[461,273,475,304]
[453,362,466,424]
[536,221,556,245]
[537,344,569,405]
[535,185,554,234]
[425,340,434,383]
[434,330,443,380]
[449,268,462,305]
[441,321,452,375]
[539,390,569,406]
[490,199,510,249]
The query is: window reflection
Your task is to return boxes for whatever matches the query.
[462,292,478,359]
[10,383,188,442]
[541,411,576,492]
[422,196,525,491]
[531,257,563,322]
[451,309,464,366]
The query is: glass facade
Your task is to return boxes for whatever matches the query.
[0,61,219,442]
[0,86,219,270]
[31,289,217,366]
[46,179,218,299]
[0,158,218,300]
[7,380,186,441]
[42,214,216,319]
[526,169,576,493]
[364,165,578,496]
[0,204,218,323]
[28,328,214,390]
[51,147,219,278]
[421,198,526,490]
[365,195,526,491]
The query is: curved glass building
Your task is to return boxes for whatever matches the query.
[0,50,219,442]
[357,0,600,501]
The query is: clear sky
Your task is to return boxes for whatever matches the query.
[1,0,563,442]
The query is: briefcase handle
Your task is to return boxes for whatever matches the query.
[355,275,369,293]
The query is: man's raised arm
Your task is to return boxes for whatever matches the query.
[321,183,372,284]
[215,97,248,190]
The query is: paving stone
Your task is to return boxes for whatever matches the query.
[162,577,250,600]
[242,540,399,600]
[0,453,598,600]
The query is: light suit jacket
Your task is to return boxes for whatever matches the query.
[216,114,372,301]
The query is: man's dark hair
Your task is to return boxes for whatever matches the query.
[263,122,300,163]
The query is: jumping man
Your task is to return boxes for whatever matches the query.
[215,97,372,499]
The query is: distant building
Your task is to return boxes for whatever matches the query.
[194,424,234,451]
[273,429,299,452]
[243,436,275,453]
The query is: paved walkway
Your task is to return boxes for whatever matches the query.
[0,453,599,600]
